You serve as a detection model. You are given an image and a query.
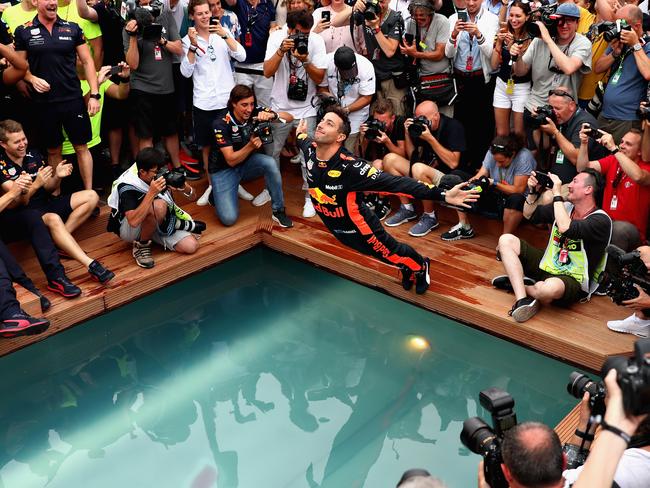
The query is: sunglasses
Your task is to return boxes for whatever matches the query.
[548,89,575,102]
[557,17,578,25]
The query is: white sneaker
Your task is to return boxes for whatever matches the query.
[303,197,316,218]
[197,185,212,206]
[252,189,271,207]
[238,185,254,201]
[290,154,302,164]
[607,313,650,338]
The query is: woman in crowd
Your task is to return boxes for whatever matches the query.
[312,0,354,54]
[491,0,531,141]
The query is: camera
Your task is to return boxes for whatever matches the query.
[527,3,559,38]
[287,77,308,101]
[123,0,163,40]
[353,0,381,25]
[567,371,607,416]
[532,171,554,191]
[251,119,274,145]
[598,19,632,42]
[604,244,650,307]
[365,118,386,140]
[155,167,186,189]
[462,175,490,193]
[637,100,650,121]
[408,115,432,139]
[289,32,309,55]
[529,104,556,129]
[582,123,601,139]
[461,388,518,488]
[311,93,339,123]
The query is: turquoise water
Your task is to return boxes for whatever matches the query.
[0,248,581,488]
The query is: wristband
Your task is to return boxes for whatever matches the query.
[374,27,381,35]
[553,195,564,203]
[276,49,284,57]
[600,419,632,446]
[574,429,595,441]
[189,45,198,53]
[221,35,228,39]
[477,35,485,45]
[161,37,168,46]
[127,30,137,37]
[610,145,620,155]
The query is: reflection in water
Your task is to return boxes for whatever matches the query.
[0,250,579,488]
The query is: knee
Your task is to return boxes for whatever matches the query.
[152,199,168,220]
[82,190,99,207]
[216,208,239,227]
[411,163,426,180]
[260,154,279,173]
[176,236,199,254]
[498,233,519,250]
[382,153,400,171]
[42,212,64,228]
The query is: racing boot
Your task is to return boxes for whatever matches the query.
[414,258,431,295]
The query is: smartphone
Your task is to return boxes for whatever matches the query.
[533,171,554,190]
[583,123,601,139]
[457,9,469,22]
[404,33,414,44]
[109,65,121,76]
[209,16,219,26]
[321,10,330,22]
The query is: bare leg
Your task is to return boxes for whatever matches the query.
[163,134,180,168]
[42,213,93,268]
[383,153,411,206]
[73,144,94,191]
[174,235,199,254]
[108,127,123,167]
[494,107,512,137]
[503,209,524,235]
[513,111,525,143]
[527,278,565,305]
[497,233,527,300]
[65,190,99,233]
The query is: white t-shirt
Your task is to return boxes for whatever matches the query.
[265,30,328,118]
[563,448,650,488]
[389,0,411,22]
[319,52,376,133]
[312,6,355,54]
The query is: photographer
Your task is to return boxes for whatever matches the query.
[296,106,479,294]
[477,422,566,488]
[318,46,376,153]
[510,3,592,141]
[445,0,498,164]
[263,9,327,218]
[494,169,611,322]
[209,85,294,229]
[397,469,447,488]
[360,98,407,167]
[334,0,407,115]
[442,134,534,241]
[593,5,650,142]
[107,148,201,269]
[383,100,466,238]
[123,0,183,167]
[606,245,650,337]
[577,126,650,248]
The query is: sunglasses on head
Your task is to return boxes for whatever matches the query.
[548,89,575,102]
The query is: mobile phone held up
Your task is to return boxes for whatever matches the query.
[321,10,330,22]
[457,9,469,22]
[209,16,219,26]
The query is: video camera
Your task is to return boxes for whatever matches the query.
[365,118,386,140]
[529,104,556,129]
[289,32,309,55]
[604,245,650,309]
[155,167,186,189]
[353,0,381,25]
[408,115,432,139]
[461,388,518,488]
[123,0,163,40]
[251,119,274,145]
[527,2,559,38]
[597,19,632,42]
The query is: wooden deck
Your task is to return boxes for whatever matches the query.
[2,166,636,375]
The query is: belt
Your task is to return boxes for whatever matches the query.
[235,67,265,76]
[454,69,484,78]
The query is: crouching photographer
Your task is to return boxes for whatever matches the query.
[462,387,566,488]
[107,148,202,269]
[605,245,650,338]
[563,338,650,488]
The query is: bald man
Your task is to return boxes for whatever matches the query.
[383,100,468,238]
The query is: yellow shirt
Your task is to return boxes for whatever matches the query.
[57,0,102,40]
[578,33,609,101]
[1,3,36,35]
[577,7,595,35]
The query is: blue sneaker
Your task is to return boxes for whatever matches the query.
[385,206,417,227]
[408,213,439,237]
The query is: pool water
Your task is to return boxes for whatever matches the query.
[0,248,581,488]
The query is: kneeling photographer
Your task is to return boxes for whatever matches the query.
[210,84,294,229]
[440,134,535,241]
[563,339,650,488]
[108,148,202,269]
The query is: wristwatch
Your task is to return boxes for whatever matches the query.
[633,42,643,52]
[89,93,101,100]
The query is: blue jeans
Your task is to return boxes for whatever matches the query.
[210,152,285,226]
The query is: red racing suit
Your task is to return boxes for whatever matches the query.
[299,135,447,271]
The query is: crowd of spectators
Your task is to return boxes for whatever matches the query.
[0,0,649,356]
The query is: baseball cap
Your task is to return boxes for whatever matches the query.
[334,46,358,80]
[554,2,580,18]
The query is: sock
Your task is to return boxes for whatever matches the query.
[403,203,414,211]
[461,222,471,229]
[425,210,436,217]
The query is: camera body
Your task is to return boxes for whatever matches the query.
[526,3,559,38]
[354,0,381,25]
[365,118,386,140]
[598,19,632,42]
[604,338,650,416]
[124,0,164,40]
[582,123,601,139]
[461,388,517,488]
[287,77,308,101]
[605,245,650,306]
[637,100,650,121]
[289,32,309,55]
[155,167,186,189]
[530,104,556,128]
[251,119,274,145]
[312,94,339,123]
[408,115,432,139]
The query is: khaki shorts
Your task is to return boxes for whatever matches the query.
[519,240,586,306]
[119,219,191,251]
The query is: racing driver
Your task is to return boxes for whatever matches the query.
[296,107,480,294]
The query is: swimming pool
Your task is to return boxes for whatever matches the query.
[0,248,581,487]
